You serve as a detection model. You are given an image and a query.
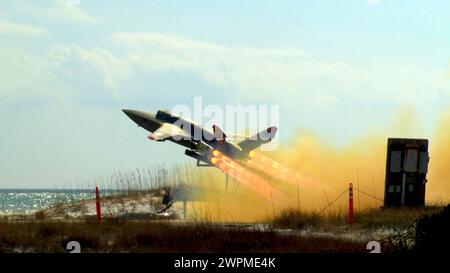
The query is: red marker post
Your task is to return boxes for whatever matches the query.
[95,186,102,224]
[348,183,354,226]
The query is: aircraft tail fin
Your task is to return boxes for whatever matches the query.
[237,126,278,153]
[212,124,227,141]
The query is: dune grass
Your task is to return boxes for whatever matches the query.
[0,218,366,253]
[270,206,446,231]
[1,205,445,253]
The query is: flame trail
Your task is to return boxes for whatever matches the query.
[211,151,283,200]
[247,152,326,189]
[195,106,450,222]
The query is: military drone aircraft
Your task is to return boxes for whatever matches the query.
[122,109,278,167]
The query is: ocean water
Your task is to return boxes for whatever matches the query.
[0,189,113,214]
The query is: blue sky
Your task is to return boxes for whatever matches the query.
[0,0,449,187]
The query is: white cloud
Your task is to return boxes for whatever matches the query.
[0,19,51,38]
[112,32,450,107]
[0,46,71,103]
[48,45,131,98]
[0,10,10,19]
[14,0,99,24]
[367,0,381,6]
[1,31,448,111]
[66,0,81,7]
[0,43,131,104]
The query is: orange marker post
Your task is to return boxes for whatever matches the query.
[349,183,354,226]
[95,186,102,224]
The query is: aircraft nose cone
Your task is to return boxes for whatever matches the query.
[122,109,145,126]
[122,109,135,118]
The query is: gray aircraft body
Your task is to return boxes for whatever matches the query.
[122,109,278,166]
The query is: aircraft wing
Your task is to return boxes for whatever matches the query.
[148,123,191,141]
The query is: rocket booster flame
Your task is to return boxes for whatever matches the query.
[211,150,283,200]
[247,152,325,188]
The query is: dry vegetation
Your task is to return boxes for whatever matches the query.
[270,206,445,231]
[270,205,449,253]
[0,218,366,253]
[1,164,447,253]
[1,205,445,253]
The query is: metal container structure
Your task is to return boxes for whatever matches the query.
[384,138,429,207]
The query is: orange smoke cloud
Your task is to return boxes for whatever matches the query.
[427,108,450,203]
[192,106,450,222]
[212,153,284,201]
[248,152,326,189]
